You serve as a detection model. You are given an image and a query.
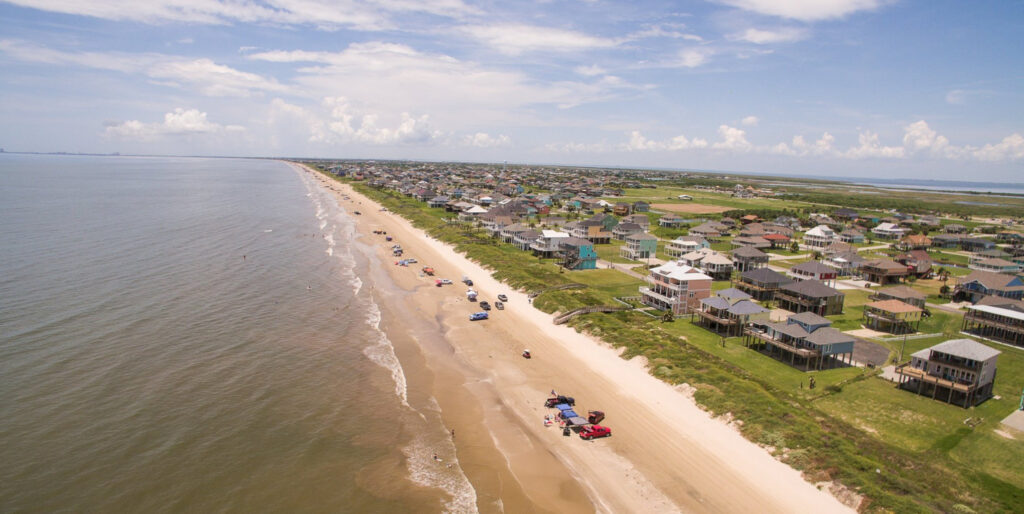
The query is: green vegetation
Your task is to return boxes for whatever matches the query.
[318,169,1024,513]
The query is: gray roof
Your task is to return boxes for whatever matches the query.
[718,287,752,301]
[789,311,831,326]
[805,328,855,346]
[782,280,843,298]
[701,297,731,310]
[791,261,836,274]
[877,285,926,301]
[741,267,792,285]
[928,339,1001,361]
[732,246,768,259]
[728,300,768,316]
[769,322,809,339]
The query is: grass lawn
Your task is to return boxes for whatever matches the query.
[710,241,733,252]
[594,241,636,264]
[815,340,1024,489]
[659,320,871,401]
[929,250,971,266]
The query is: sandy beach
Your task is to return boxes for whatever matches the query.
[299,163,854,513]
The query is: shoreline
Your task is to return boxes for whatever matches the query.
[297,163,854,512]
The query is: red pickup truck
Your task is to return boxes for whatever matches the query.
[579,425,611,440]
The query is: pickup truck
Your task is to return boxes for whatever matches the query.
[579,425,611,440]
[469,312,488,321]
[479,301,491,311]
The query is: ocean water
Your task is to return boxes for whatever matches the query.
[0,155,475,513]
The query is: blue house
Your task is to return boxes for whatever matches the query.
[559,237,598,270]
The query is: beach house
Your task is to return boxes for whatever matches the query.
[962,303,1024,347]
[861,258,909,285]
[788,261,838,284]
[871,222,906,240]
[743,312,856,371]
[775,280,845,316]
[620,233,658,261]
[736,268,793,301]
[530,230,570,258]
[953,271,1024,303]
[823,250,866,277]
[802,225,836,248]
[665,236,708,257]
[640,261,713,315]
[694,289,770,336]
[863,299,923,334]
[871,285,927,309]
[731,246,769,272]
[559,237,599,270]
[895,339,1000,407]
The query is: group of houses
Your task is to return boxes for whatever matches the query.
[316,160,1018,409]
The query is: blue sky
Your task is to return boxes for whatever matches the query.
[1,0,1021,180]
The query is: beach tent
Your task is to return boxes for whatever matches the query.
[555,404,573,412]
[561,409,579,419]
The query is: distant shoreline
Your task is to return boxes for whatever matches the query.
[3,150,1021,195]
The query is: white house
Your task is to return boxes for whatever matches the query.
[872,222,907,240]
[803,225,837,248]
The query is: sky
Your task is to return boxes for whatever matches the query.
[1,0,1022,181]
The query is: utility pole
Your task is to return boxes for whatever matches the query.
[899,330,908,363]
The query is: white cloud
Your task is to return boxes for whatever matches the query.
[668,47,712,68]
[0,39,286,97]
[320,96,440,145]
[741,115,759,126]
[248,41,647,120]
[972,134,1024,162]
[715,0,885,21]
[629,24,703,41]
[711,125,753,151]
[843,130,905,159]
[732,27,807,44]
[574,64,607,76]
[3,0,477,31]
[462,132,511,148]
[556,121,1023,164]
[901,120,1024,161]
[104,108,244,140]
[460,24,620,56]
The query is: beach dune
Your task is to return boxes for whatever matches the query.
[300,163,853,513]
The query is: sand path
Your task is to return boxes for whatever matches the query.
[300,164,853,513]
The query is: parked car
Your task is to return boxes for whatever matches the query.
[545,395,575,407]
[439,278,453,285]
[469,312,488,321]
[462,276,473,286]
[497,294,508,302]
[587,410,605,424]
[479,301,491,311]
[495,301,504,310]
[579,425,611,440]
[405,258,417,263]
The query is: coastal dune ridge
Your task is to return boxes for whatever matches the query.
[295,162,854,513]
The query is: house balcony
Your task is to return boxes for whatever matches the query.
[742,328,819,358]
[639,287,681,306]
[773,291,826,310]
[894,364,975,393]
